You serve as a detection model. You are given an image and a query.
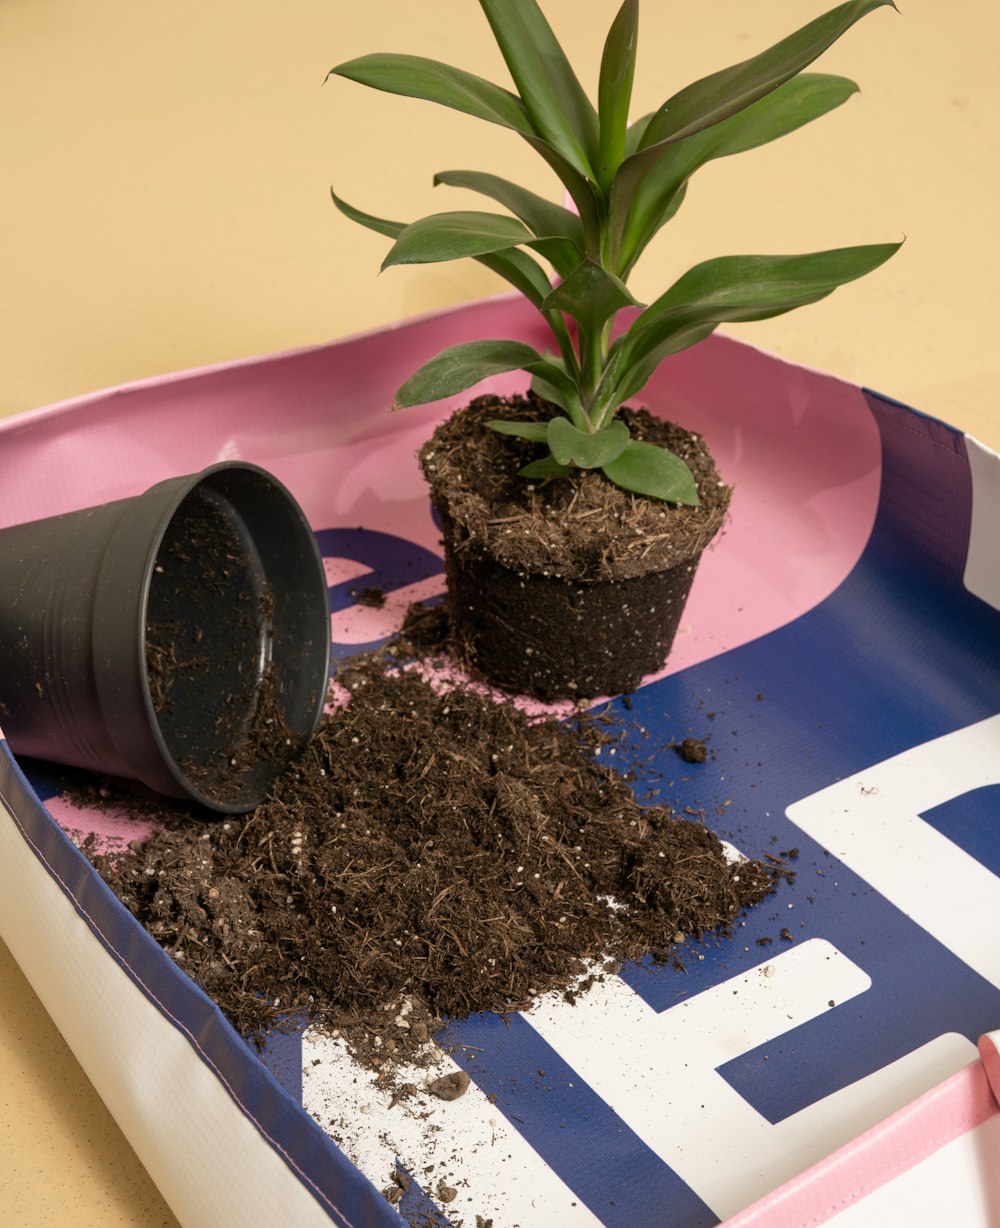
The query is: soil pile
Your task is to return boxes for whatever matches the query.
[88,609,778,1061]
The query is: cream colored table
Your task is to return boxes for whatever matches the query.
[2,2,998,1224]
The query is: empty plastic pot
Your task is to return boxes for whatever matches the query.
[0,462,330,813]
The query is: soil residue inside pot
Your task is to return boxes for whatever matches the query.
[87,606,780,1072]
[144,484,297,807]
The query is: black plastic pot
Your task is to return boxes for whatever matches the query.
[438,510,707,700]
[0,462,330,813]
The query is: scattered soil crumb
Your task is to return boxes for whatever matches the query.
[427,1071,471,1102]
[676,737,708,764]
[352,586,386,608]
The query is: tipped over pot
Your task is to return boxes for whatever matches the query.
[0,462,330,813]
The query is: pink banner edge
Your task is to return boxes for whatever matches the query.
[720,1051,999,1228]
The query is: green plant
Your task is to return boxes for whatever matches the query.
[330,0,900,504]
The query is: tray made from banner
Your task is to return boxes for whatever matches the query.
[1,294,998,1227]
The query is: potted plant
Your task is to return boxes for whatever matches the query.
[330,0,900,700]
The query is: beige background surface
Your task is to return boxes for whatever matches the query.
[1,1,997,1224]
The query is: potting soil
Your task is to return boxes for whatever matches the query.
[88,606,780,1072]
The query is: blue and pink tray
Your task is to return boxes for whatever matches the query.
[1,294,998,1226]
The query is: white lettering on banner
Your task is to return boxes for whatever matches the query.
[787,713,1000,990]
[526,944,976,1221]
[301,1029,604,1227]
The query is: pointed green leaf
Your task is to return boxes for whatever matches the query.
[524,236,587,279]
[479,0,599,176]
[380,209,583,276]
[541,259,640,332]
[612,73,860,273]
[592,353,664,416]
[330,190,405,240]
[520,134,605,255]
[394,339,546,407]
[625,112,655,157]
[640,0,895,151]
[597,0,639,193]
[605,242,902,403]
[518,457,574,480]
[382,211,534,268]
[486,419,550,443]
[476,247,554,307]
[333,190,553,306]
[329,53,531,134]
[602,441,700,505]
[547,417,630,469]
[676,73,859,162]
[329,51,602,249]
[611,1,894,224]
[529,368,584,421]
[433,170,584,250]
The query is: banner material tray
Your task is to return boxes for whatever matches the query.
[1,295,998,1227]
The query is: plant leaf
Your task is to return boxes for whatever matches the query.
[612,0,895,219]
[541,258,640,334]
[603,242,902,405]
[434,170,584,251]
[624,112,655,157]
[547,417,630,468]
[476,247,554,307]
[333,190,554,306]
[529,366,584,420]
[329,51,603,249]
[593,353,663,413]
[330,189,405,240]
[518,457,574,480]
[601,441,700,505]
[597,0,639,193]
[380,209,585,276]
[328,53,531,134]
[676,72,859,161]
[640,0,894,150]
[394,339,547,407]
[526,361,589,429]
[479,0,599,176]
[382,211,534,268]
[486,419,550,443]
[612,73,860,273]
[524,236,587,279]
[518,139,605,255]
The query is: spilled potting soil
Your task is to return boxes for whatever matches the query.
[86,606,780,1075]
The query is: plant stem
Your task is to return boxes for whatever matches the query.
[545,309,581,383]
[580,326,608,428]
